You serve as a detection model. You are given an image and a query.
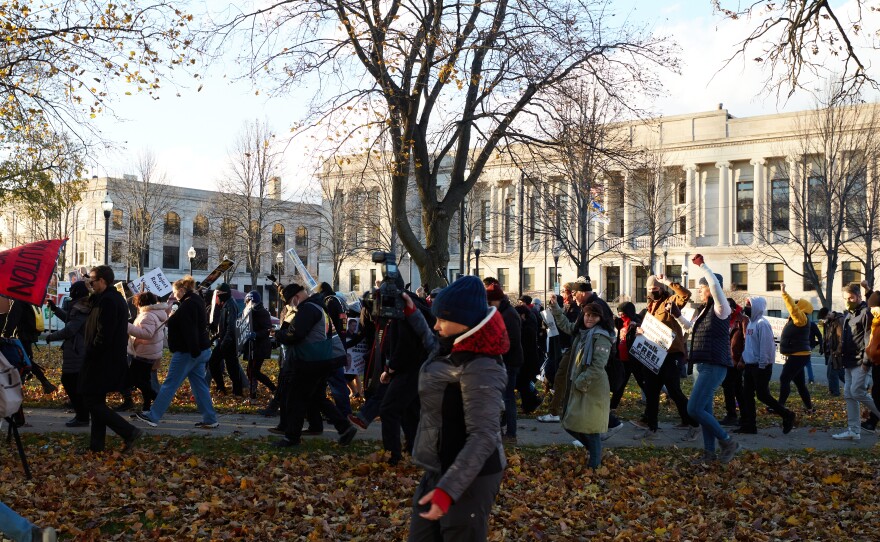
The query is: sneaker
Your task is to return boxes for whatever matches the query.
[122,428,143,453]
[860,421,876,434]
[681,426,700,442]
[718,437,741,463]
[632,428,658,441]
[783,411,796,434]
[719,415,740,427]
[65,418,89,428]
[601,421,625,441]
[338,425,357,446]
[348,413,368,430]
[537,414,560,423]
[133,411,157,428]
[571,439,584,448]
[195,421,219,429]
[31,526,57,542]
[831,429,861,440]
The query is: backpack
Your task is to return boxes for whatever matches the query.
[32,306,44,333]
[0,351,23,419]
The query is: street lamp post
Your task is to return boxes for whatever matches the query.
[459,169,471,279]
[101,195,113,265]
[275,252,284,318]
[682,263,689,289]
[473,236,482,277]
[552,244,562,295]
[662,239,668,277]
[187,246,196,276]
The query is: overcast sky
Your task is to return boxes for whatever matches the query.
[87,0,872,197]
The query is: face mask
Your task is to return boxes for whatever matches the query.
[743,306,752,318]
[649,291,663,301]
[846,301,859,311]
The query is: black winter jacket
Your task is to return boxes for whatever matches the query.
[168,291,211,357]
[80,288,131,394]
[498,298,523,369]
[46,298,90,373]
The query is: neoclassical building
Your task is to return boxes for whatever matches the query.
[321,106,874,316]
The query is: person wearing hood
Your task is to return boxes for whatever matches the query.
[46,281,92,427]
[484,278,523,442]
[272,283,357,448]
[737,297,796,434]
[242,290,276,402]
[207,283,244,397]
[406,276,508,541]
[125,291,168,414]
[777,284,814,413]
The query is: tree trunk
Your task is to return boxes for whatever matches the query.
[412,205,451,292]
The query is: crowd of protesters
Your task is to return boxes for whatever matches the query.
[4,250,880,542]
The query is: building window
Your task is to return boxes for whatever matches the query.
[448,268,459,282]
[803,261,822,291]
[480,200,491,241]
[523,267,535,291]
[635,266,648,303]
[842,261,862,286]
[735,181,753,233]
[606,266,620,301]
[731,263,748,292]
[349,269,361,292]
[111,209,124,230]
[369,269,377,290]
[193,214,209,238]
[163,212,180,236]
[771,179,789,231]
[665,265,682,283]
[271,224,286,275]
[75,231,87,266]
[497,268,509,291]
[193,248,208,271]
[295,225,308,267]
[807,176,826,229]
[503,197,514,246]
[163,245,180,269]
[163,211,181,269]
[766,263,784,291]
[846,174,867,230]
[678,215,686,235]
[111,241,123,263]
[677,179,687,205]
[548,266,560,292]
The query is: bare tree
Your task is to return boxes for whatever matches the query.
[713,0,878,98]
[842,151,880,286]
[753,88,880,308]
[212,0,677,283]
[210,120,286,290]
[112,150,179,278]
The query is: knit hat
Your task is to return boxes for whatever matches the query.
[431,275,489,328]
[245,290,261,304]
[485,282,506,302]
[699,273,724,289]
[69,281,89,301]
[282,283,305,304]
[519,295,533,305]
[217,283,231,293]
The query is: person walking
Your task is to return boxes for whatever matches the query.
[682,255,739,464]
[484,279,523,443]
[2,299,57,394]
[207,283,244,397]
[0,499,56,542]
[406,276,508,541]
[822,307,846,397]
[45,281,91,427]
[242,291,276,403]
[79,265,142,452]
[126,291,168,413]
[736,296,796,434]
[774,284,815,415]
[135,276,218,429]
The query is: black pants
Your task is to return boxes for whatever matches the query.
[408,470,503,542]
[867,365,880,426]
[276,366,323,433]
[128,359,157,410]
[740,364,790,429]
[721,365,744,418]
[209,342,243,395]
[610,360,646,410]
[83,393,138,452]
[284,368,350,444]
[778,355,812,410]
[641,353,696,430]
[61,372,88,422]
[379,370,420,462]
[247,357,276,399]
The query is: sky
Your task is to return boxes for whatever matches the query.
[87,0,871,197]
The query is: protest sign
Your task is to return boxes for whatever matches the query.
[286,248,318,292]
[0,239,67,306]
[128,267,173,297]
[199,259,236,291]
[236,309,252,354]
[765,316,788,364]
[345,318,368,375]
[541,310,559,338]
[630,313,676,374]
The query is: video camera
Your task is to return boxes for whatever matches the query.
[372,251,405,320]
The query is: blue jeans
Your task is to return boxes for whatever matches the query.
[826,355,845,396]
[328,367,352,416]
[566,430,602,468]
[687,363,729,453]
[805,359,815,383]
[146,349,217,424]
[504,366,519,437]
[0,501,34,542]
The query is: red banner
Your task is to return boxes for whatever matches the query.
[0,239,67,306]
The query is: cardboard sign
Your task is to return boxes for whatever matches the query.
[236,309,252,354]
[765,316,789,364]
[630,313,675,374]
[199,259,236,291]
[286,248,318,292]
[345,318,367,375]
[128,267,173,297]
[541,309,559,338]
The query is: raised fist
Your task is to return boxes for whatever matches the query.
[691,254,704,266]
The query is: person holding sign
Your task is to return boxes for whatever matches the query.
[680,255,740,464]
[634,275,700,442]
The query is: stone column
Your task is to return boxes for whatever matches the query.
[622,170,632,241]
[489,184,497,253]
[180,216,194,272]
[716,161,731,247]
[787,155,800,241]
[683,164,697,246]
[750,158,766,245]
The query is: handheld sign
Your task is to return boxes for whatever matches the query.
[199,259,236,291]
[764,316,788,364]
[541,310,559,338]
[286,248,318,292]
[128,267,173,297]
[630,313,676,374]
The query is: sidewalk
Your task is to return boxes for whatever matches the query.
[16,408,877,452]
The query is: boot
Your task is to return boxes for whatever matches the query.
[718,437,741,463]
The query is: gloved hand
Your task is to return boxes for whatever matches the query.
[46,299,56,310]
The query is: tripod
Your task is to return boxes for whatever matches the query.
[3,415,31,479]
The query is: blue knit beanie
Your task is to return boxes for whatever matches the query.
[431,275,488,328]
[245,290,261,304]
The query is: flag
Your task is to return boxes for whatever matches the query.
[0,239,67,306]
[590,200,605,213]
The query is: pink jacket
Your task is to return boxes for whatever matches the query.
[127,303,169,361]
